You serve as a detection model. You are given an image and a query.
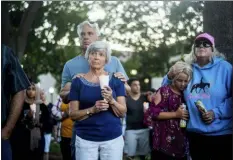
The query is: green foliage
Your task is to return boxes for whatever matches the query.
[96,1,204,90]
[7,1,204,91]
[9,1,89,89]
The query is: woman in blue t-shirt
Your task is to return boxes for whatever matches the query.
[69,41,127,160]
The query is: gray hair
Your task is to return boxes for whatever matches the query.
[170,61,193,81]
[85,41,111,63]
[77,21,101,38]
[188,44,225,64]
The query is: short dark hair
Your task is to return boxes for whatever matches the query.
[127,78,140,86]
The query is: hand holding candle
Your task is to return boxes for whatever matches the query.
[30,103,36,118]
[99,75,110,104]
[101,85,114,108]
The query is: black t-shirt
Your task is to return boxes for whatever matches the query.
[40,103,57,133]
[126,94,148,130]
[1,44,30,127]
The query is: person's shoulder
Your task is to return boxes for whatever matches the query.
[71,77,82,84]
[65,55,84,66]
[158,85,170,93]
[140,94,147,101]
[219,59,232,69]
[110,56,120,62]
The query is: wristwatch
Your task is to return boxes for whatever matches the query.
[86,109,92,116]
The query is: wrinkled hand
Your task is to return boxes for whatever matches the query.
[175,106,189,120]
[1,127,12,140]
[101,86,114,103]
[114,72,127,83]
[73,73,85,79]
[95,100,110,112]
[200,110,215,124]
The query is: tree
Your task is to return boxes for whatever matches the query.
[2,1,43,60]
[203,1,233,64]
[23,1,89,89]
[3,1,89,91]
[3,1,206,91]
[95,1,204,90]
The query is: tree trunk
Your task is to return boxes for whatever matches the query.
[203,1,233,64]
[1,2,14,50]
[1,1,42,61]
[17,1,43,61]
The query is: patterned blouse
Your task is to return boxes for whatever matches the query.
[144,85,188,158]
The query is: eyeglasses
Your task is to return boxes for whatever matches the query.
[195,41,212,48]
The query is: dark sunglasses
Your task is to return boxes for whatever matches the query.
[195,41,212,48]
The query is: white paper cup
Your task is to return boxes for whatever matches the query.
[99,75,109,89]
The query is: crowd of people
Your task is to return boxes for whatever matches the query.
[1,20,232,160]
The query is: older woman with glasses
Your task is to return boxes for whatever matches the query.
[162,33,232,160]
[69,41,127,160]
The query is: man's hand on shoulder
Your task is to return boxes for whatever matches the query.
[72,73,85,79]
[114,72,127,83]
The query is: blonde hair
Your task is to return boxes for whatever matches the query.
[169,61,193,81]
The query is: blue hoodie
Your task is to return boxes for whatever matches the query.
[162,57,232,135]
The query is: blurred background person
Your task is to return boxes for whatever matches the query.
[124,78,151,160]
[10,81,54,160]
[52,97,73,160]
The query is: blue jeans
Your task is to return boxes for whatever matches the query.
[1,139,12,160]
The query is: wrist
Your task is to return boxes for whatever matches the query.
[173,112,179,118]
[91,106,97,114]
[109,99,116,105]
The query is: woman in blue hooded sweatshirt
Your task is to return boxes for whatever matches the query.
[162,33,232,160]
